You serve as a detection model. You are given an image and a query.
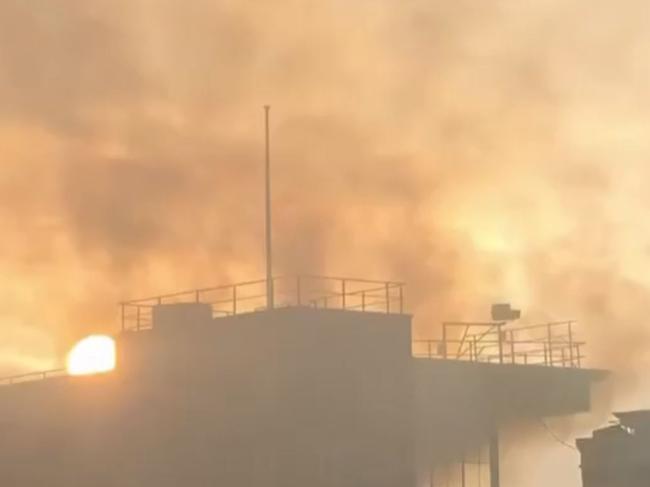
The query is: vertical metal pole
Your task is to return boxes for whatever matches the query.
[547,323,553,367]
[461,454,466,487]
[478,445,482,487]
[385,282,390,313]
[509,331,515,364]
[442,324,448,359]
[568,322,574,367]
[489,425,500,487]
[341,279,346,310]
[498,328,504,364]
[232,285,237,315]
[195,290,200,303]
[577,344,582,367]
[544,343,548,366]
[362,291,366,311]
[399,284,404,314]
[296,276,302,306]
[264,105,274,310]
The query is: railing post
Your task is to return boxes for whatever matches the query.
[232,285,237,315]
[461,453,466,487]
[547,323,553,367]
[296,276,302,306]
[427,341,432,359]
[442,327,447,359]
[472,336,478,361]
[399,285,404,314]
[543,343,548,366]
[362,291,366,311]
[341,279,346,310]
[385,282,390,314]
[498,327,504,364]
[576,344,582,368]
[195,290,200,303]
[568,322,574,367]
[509,331,515,364]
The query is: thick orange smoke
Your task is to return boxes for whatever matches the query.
[0,1,649,484]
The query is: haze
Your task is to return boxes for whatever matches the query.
[0,1,648,485]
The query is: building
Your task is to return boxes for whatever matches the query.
[577,410,650,487]
[0,275,604,487]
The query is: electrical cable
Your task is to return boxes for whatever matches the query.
[539,419,578,451]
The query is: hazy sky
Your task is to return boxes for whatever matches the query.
[0,1,649,485]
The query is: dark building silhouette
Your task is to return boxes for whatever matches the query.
[577,410,650,487]
[0,275,604,487]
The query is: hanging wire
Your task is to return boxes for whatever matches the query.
[539,419,578,451]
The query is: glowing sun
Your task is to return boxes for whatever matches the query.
[66,335,116,376]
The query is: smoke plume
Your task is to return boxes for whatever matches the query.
[0,1,649,484]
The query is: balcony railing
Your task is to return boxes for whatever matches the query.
[0,368,66,387]
[120,275,406,332]
[0,286,586,389]
[413,320,584,368]
[0,275,405,388]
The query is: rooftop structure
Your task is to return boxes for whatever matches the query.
[0,275,605,487]
[577,410,650,487]
[120,275,405,331]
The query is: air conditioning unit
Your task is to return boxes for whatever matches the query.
[491,303,521,321]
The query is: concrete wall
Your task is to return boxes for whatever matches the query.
[413,358,600,478]
[0,307,414,487]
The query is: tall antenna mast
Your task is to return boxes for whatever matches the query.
[264,105,274,310]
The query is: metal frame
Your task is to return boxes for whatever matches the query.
[120,275,406,332]
[0,275,405,388]
[0,368,66,387]
[413,320,584,368]
[0,284,588,388]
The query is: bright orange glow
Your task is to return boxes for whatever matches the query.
[66,335,116,376]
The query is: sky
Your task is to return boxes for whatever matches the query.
[0,1,649,485]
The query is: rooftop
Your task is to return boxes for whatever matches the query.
[1,275,588,387]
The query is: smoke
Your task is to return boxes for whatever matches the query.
[0,0,649,482]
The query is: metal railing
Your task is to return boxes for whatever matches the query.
[413,320,584,368]
[120,275,406,332]
[0,275,405,388]
[0,368,66,387]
